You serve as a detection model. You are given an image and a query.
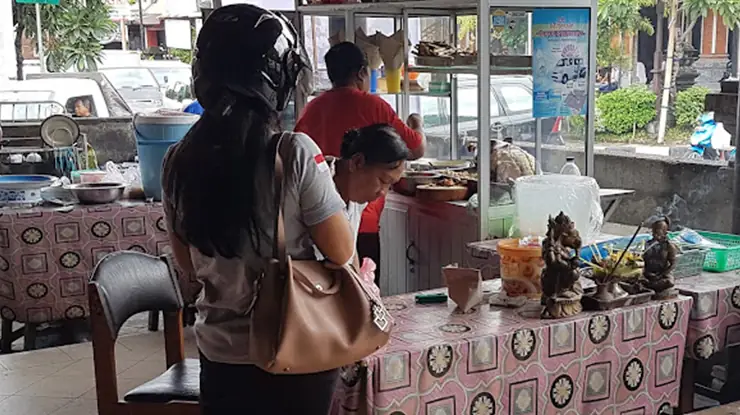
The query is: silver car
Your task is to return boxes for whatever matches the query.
[101,67,164,114]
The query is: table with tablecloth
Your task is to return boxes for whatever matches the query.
[675,272,740,360]
[0,201,199,327]
[673,272,740,411]
[331,289,692,415]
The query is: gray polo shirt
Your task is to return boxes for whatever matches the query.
[163,132,345,365]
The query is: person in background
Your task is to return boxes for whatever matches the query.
[73,98,92,117]
[183,98,204,115]
[295,41,425,283]
[322,124,410,267]
[161,5,354,414]
[467,138,535,182]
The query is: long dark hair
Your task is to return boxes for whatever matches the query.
[340,123,410,164]
[162,99,278,259]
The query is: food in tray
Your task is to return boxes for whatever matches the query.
[432,177,464,187]
[413,42,478,66]
[413,41,457,58]
[393,171,440,196]
[439,169,478,181]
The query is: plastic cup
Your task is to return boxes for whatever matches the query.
[385,68,402,93]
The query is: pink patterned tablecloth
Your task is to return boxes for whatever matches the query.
[0,202,200,325]
[332,291,692,415]
[676,272,740,360]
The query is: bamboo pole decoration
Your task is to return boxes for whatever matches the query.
[656,0,678,144]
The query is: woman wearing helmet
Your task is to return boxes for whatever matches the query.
[161,5,354,414]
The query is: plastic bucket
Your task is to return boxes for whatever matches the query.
[134,113,198,200]
[496,239,544,299]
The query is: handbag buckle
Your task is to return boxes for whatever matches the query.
[372,303,390,332]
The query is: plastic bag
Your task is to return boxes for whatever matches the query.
[359,258,380,297]
[675,229,725,249]
[104,161,141,187]
[711,122,732,150]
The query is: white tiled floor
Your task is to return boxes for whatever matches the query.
[0,324,198,415]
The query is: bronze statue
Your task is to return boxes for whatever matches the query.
[642,217,678,299]
[541,212,584,318]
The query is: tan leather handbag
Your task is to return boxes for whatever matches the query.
[247,132,392,374]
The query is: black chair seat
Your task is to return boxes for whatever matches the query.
[124,358,200,403]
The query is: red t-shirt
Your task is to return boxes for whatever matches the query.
[295,87,423,234]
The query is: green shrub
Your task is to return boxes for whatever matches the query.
[569,115,585,135]
[675,86,710,128]
[596,87,657,134]
[568,107,605,135]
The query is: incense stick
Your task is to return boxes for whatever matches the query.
[605,222,643,282]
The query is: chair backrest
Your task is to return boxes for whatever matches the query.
[90,251,184,338]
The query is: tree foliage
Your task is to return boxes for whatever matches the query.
[455,15,528,54]
[674,86,710,127]
[16,0,115,73]
[596,0,655,70]
[680,0,740,44]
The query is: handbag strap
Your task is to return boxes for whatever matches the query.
[270,132,290,270]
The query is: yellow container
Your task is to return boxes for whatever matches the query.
[496,239,543,299]
[385,68,402,93]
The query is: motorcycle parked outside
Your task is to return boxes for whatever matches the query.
[684,112,736,162]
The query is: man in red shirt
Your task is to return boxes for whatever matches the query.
[295,41,425,280]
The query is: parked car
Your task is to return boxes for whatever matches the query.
[0,78,112,122]
[140,60,193,103]
[26,72,134,119]
[421,75,563,159]
[551,57,587,84]
[100,67,176,113]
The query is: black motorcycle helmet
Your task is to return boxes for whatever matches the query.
[192,4,311,115]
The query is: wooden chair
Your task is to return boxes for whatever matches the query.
[88,251,199,415]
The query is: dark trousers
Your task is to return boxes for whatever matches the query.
[199,352,338,414]
[357,232,380,286]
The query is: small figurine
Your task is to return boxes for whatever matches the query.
[541,212,584,318]
[641,217,679,299]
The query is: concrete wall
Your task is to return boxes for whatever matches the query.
[522,143,734,233]
[2,117,137,164]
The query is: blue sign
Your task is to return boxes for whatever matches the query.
[16,0,60,4]
[532,9,590,119]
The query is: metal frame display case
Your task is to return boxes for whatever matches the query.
[294,0,598,239]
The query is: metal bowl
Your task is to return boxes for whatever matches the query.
[65,182,125,205]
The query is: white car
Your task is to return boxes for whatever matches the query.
[140,60,193,104]
[0,78,111,122]
[551,57,587,85]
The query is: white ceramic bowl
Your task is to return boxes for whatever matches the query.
[0,175,58,206]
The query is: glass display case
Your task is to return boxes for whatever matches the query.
[294,0,598,238]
